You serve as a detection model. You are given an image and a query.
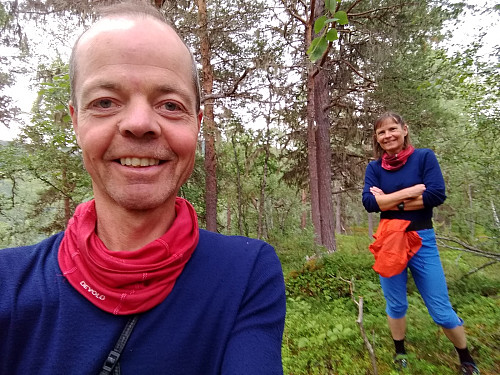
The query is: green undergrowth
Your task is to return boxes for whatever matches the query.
[273,231,500,375]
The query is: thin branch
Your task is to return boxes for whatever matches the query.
[337,59,376,84]
[201,67,254,103]
[464,260,498,277]
[280,0,307,25]
[347,4,408,18]
[346,0,363,14]
[31,170,73,199]
[339,277,378,375]
[356,297,378,375]
[436,236,500,260]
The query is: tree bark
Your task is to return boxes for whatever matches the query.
[467,183,474,237]
[312,0,336,252]
[305,6,322,248]
[258,77,273,240]
[301,188,307,230]
[259,130,270,240]
[491,200,499,229]
[368,212,373,239]
[314,63,335,251]
[231,133,243,235]
[226,205,231,234]
[62,166,71,226]
[197,0,218,232]
[335,190,341,234]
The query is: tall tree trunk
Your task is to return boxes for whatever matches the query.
[301,188,307,230]
[226,205,231,234]
[467,183,474,237]
[334,185,341,234]
[314,61,335,251]
[62,166,71,225]
[258,139,269,240]
[305,8,322,248]
[231,133,243,235]
[307,0,336,252]
[197,0,217,232]
[258,77,273,240]
[368,212,373,239]
[491,200,499,229]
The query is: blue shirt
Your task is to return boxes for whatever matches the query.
[0,229,286,374]
[362,148,446,223]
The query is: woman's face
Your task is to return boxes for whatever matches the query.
[375,118,408,156]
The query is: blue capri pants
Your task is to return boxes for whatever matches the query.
[379,229,463,329]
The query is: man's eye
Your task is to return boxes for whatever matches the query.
[93,99,113,108]
[162,102,180,111]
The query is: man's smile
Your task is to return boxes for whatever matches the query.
[118,157,162,167]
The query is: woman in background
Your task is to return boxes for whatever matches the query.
[362,112,479,375]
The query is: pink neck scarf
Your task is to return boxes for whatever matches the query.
[381,145,415,171]
[58,197,199,315]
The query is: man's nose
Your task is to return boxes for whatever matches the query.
[118,100,161,138]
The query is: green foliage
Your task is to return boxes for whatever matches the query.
[283,298,369,374]
[0,60,92,245]
[0,143,48,247]
[18,61,92,234]
[407,44,500,243]
[216,114,303,238]
[270,227,319,275]
[307,6,348,62]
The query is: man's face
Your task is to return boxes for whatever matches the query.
[69,17,201,212]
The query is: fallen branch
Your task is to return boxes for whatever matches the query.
[436,236,500,277]
[340,277,378,375]
[436,236,500,260]
[465,260,498,277]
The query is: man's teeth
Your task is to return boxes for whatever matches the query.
[120,157,160,167]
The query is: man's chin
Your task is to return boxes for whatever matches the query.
[110,192,175,212]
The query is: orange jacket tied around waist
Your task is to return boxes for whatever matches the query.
[369,219,422,278]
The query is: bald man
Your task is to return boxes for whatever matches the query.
[0,2,285,374]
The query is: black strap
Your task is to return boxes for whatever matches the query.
[406,218,433,232]
[99,315,139,375]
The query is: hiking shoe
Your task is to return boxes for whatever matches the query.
[461,362,480,375]
[393,354,408,371]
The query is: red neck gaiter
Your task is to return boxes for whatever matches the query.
[381,145,415,171]
[58,197,199,315]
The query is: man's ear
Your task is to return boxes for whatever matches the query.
[69,101,80,146]
[197,110,203,133]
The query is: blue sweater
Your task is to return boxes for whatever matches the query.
[362,148,446,223]
[0,229,286,375]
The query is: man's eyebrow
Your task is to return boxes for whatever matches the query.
[81,81,195,107]
[80,80,123,98]
[155,84,195,106]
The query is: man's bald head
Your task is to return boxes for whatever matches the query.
[69,1,200,112]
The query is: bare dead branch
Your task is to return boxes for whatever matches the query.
[465,260,499,277]
[280,0,307,25]
[337,59,376,84]
[339,277,378,375]
[201,67,254,103]
[346,0,363,14]
[436,236,500,260]
[347,4,407,18]
[356,297,378,375]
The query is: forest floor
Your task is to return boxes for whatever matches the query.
[275,230,500,375]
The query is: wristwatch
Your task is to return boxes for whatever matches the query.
[397,202,405,211]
